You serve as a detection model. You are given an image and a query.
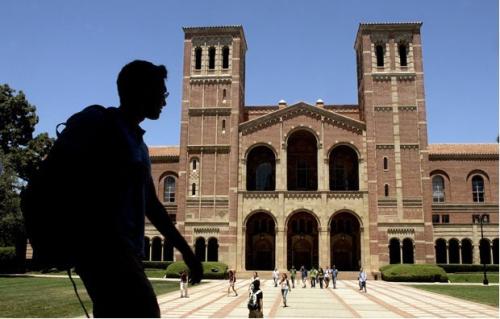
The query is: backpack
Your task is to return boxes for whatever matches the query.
[247,289,261,310]
[21,105,112,270]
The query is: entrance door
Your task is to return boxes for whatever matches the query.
[330,212,361,271]
[287,212,318,269]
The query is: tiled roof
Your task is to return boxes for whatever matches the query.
[148,146,180,158]
[428,144,498,155]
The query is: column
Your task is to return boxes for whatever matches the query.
[161,238,165,262]
[319,226,329,268]
[399,243,403,264]
[205,243,208,262]
[149,244,153,262]
[275,226,285,270]
[489,243,493,264]
[473,244,480,264]
[458,244,462,264]
[446,243,449,264]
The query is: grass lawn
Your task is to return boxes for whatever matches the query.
[448,273,499,283]
[0,276,180,317]
[411,285,499,308]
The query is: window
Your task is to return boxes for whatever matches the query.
[163,176,176,203]
[432,175,445,203]
[383,157,388,170]
[222,88,227,99]
[222,46,229,69]
[432,214,440,224]
[474,214,490,224]
[441,214,450,224]
[191,183,197,196]
[399,44,408,67]
[221,119,226,133]
[195,47,202,70]
[384,184,389,197]
[376,44,384,67]
[191,158,198,171]
[472,175,485,202]
[208,47,216,69]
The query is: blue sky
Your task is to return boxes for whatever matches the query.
[1,0,498,146]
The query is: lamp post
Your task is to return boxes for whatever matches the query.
[479,214,489,286]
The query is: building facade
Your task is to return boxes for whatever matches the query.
[144,23,498,273]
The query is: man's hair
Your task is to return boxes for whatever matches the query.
[117,60,167,105]
[253,279,260,289]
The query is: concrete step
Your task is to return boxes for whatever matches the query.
[233,270,378,280]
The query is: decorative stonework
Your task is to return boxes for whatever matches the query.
[194,227,220,234]
[187,145,231,153]
[242,192,279,199]
[375,106,392,112]
[378,199,397,207]
[403,198,423,207]
[394,32,413,44]
[370,33,389,44]
[188,107,232,116]
[327,192,364,199]
[285,192,322,200]
[192,36,233,47]
[189,76,232,84]
[372,73,416,81]
[376,144,395,150]
[398,106,417,111]
[400,144,419,150]
[387,228,415,237]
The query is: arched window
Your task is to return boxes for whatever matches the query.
[384,184,389,197]
[151,237,162,261]
[163,240,174,261]
[207,238,218,262]
[402,238,414,264]
[432,175,445,203]
[389,238,401,264]
[448,239,460,264]
[383,157,388,170]
[222,88,227,100]
[247,146,276,191]
[191,158,198,171]
[399,43,408,67]
[195,237,206,262]
[376,44,384,67]
[191,183,197,196]
[472,176,485,202]
[287,130,317,190]
[479,239,491,264]
[163,176,176,203]
[221,119,226,133]
[435,239,447,264]
[222,46,229,69]
[143,237,151,261]
[208,47,216,69]
[195,47,202,70]
[461,239,473,264]
[329,145,359,191]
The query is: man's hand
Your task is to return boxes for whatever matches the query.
[184,252,203,285]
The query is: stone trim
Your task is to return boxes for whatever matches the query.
[376,144,395,150]
[429,154,499,160]
[187,145,231,153]
[374,106,392,112]
[193,227,220,234]
[188,107,232,116]
[378,199,397,207]
[387,228,416,236]
[398,105,417,111]
[372,72,416,81]
[400,144,419,150]
[190,76,232,84]
[432,203,499,212]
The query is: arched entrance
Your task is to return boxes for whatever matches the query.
[245,212,276,270]
[287,130,318,191]
[330,212,361,271]
[287,211,318,269]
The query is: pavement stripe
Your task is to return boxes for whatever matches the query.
[343,281,415,318]
[326,286,361,317]
[211,281,254,318]
[267,285,284,317]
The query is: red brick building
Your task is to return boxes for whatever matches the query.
[145,23,498,273]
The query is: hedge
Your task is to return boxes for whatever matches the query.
[437,264,499,273]
[142,261,173,269]
[0,247,17,273]
[165,261,228,279]
[380,264,448,282]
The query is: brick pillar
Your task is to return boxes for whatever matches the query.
[319,227,329,268]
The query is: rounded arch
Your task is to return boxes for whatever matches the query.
[429,169,450,181]
[328,209,364,231]
[329,144,359,191]
[431,175,446,203]
[207,237,219,262]
[194,237,206,262]
[389,238,401,264]
[448,238,460,264]
[246,144,276,191]
[286,208,321,229]
[244,142,279,160]
[284,126,320,146]
[287,210,319,269]
[330,211,362,270]
[243,210,278,228]
[461,238,473,264]
[479,238,492,264]
[327,142,362,160]
[151,236,162,261]
[466,169,490,182]
[189,157,200,171]
[402,238,414,264]
[143,236,151,261]
[493,238,499,264]
[245,211,276,270]
[435,238,447,264]
[158,170,179,183]
[286,129,318,191]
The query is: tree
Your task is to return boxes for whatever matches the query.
[0,84,53,247]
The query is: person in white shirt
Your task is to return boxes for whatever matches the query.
[272,268,279,287]
[358,268,367,292]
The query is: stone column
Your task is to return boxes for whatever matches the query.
[489,243,493,264]
[399,243,403,264]
[473,244,480,264]
[149,244,153,262]
[458,244,462,264]
[275,226,285,270]
[319,226,329,268]
[161,238,165,262]
[446,243,449,264]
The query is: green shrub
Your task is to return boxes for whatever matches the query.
[142,261,173,269]
[380,264,448,282]
[438,264,499,273]
[0,247,17,273]
[165,261,228,279]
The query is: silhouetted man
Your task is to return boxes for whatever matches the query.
[68,60,202,317]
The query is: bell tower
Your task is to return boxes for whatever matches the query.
[355,22,435,266]
[177,26,247,266]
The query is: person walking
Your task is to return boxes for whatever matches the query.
[324,266,330,288]
[358,267,367,293]
[228,270,238,296]
[290,265,296,288]
[279,273,291,307]
[309,266,317,288]
[272,268,279,287]
[300,266,308,288]
[249,271,259,292]
[332,265,339,289]
[180,271,189,298]
[318,267,324,289]
[248,280,263,318]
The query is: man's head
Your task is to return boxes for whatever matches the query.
[117,60,168,120]
[253,279,260,290]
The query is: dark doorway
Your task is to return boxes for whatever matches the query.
[246,146,276,191]
[330,212,361,270]
[402,238,414,264]
[435,239,447,264]
[245,212,275,270]
[461,239,473,264]
[329,145,359,191]
[287,130,317,190]
[287,212,318,269]
[448,239,460,264]
[389,238,401,264]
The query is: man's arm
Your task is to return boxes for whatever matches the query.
[145,178,203,284]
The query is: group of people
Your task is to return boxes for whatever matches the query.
[287,265,340,289]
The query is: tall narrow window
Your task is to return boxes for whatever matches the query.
[384,184,389,197]
[221,119,226,132]
[399,44,408,66]
[472,175,485,202]
[208,47,216,69]
[383,157,388,170]
[432,175,445,203]
[222,46,229,69]
[191,183,196,196]
[163,176,176,203]
[222,88,227,99]
[195,47,202,70]
[376,45,384,67]
[191,159,198,171]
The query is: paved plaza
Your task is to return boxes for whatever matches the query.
[156,279,498,318]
